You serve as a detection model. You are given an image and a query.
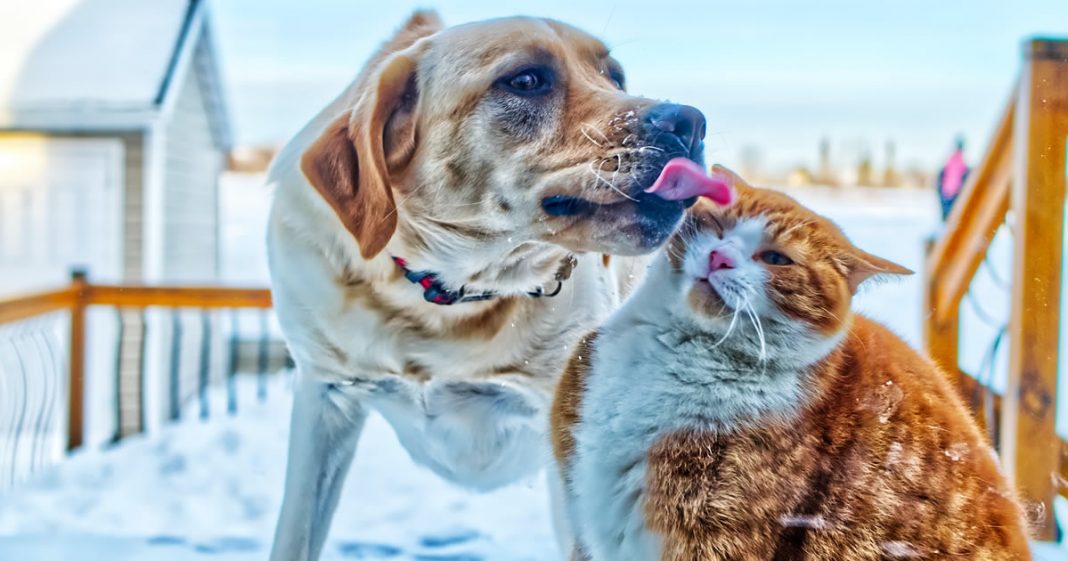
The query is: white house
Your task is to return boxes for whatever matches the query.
[0,0,231,292]
[0,0,232,444]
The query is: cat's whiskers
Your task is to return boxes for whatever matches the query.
[666,229,695,264]
[708,305,741,349]
[741,297,768,366]
[665,244,686,264]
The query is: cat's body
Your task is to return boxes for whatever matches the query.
[551,168,1032,561]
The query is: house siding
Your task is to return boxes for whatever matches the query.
[120,133,144,280]
[160,37,222,283]
[116,130,146,439]
[147,35,228,425]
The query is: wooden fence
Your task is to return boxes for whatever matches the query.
[0,270,274,475]
[925,37,1068,539]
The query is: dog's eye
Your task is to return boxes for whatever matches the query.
[499,66,553,96]
[608,69,625,90]
[758,250,793,266]
[511,73,539,90]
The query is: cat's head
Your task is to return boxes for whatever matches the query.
[662,166,912,352]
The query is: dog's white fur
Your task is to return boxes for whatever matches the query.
[264,12,699,561]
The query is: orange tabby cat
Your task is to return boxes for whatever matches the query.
[551,166,1032,561]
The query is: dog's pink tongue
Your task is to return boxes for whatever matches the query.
[645,158,733,205]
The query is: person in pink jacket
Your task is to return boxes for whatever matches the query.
[938,137,970,219]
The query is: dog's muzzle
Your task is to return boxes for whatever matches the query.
[541,102,709,219]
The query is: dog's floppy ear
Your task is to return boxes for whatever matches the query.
[374,10,443,63]
[301,17,438,259]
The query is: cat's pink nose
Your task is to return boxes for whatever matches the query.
[709,250,735,272]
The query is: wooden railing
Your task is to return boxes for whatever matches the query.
[925,37,1068,539]
[0,270,273,455]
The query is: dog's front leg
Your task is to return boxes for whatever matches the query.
[271,371,367,561]
[548,466,576,560]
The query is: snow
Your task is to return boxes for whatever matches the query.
[220,172,272,287]
[0,376,558,560]
[1,184,1067,559]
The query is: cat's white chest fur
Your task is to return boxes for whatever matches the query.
[569,317,675,561]
[568,258,833,561]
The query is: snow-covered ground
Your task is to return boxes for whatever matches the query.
[1,184,1067,559]
[0,376,558,560]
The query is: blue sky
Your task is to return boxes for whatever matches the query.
[208,0,1067,174]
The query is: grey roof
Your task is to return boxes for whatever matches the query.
[0,0,230,147]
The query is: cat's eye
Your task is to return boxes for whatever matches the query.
[758,250,794,266]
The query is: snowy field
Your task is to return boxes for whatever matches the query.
[0,376,558,561]
[1,184,1067,559]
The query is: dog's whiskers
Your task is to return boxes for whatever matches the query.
[598,158,630,200]
[587,160,637,202]
[383,175,441,221]
[580,123,610,148]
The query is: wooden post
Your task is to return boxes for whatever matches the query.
[67,269,88,451]
[924,264,961,386]
[923,92,1014,400]
[1002,37,1068,540]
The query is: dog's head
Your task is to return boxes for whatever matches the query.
[302,11,707,274]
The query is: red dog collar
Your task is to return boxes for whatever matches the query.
[391,255,574,306]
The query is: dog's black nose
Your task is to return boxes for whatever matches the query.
[644,103,707,157]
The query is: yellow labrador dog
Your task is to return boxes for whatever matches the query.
[267,11,708,561]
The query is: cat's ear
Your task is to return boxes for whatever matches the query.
[846,250,913,294]
[710,164,749,190]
